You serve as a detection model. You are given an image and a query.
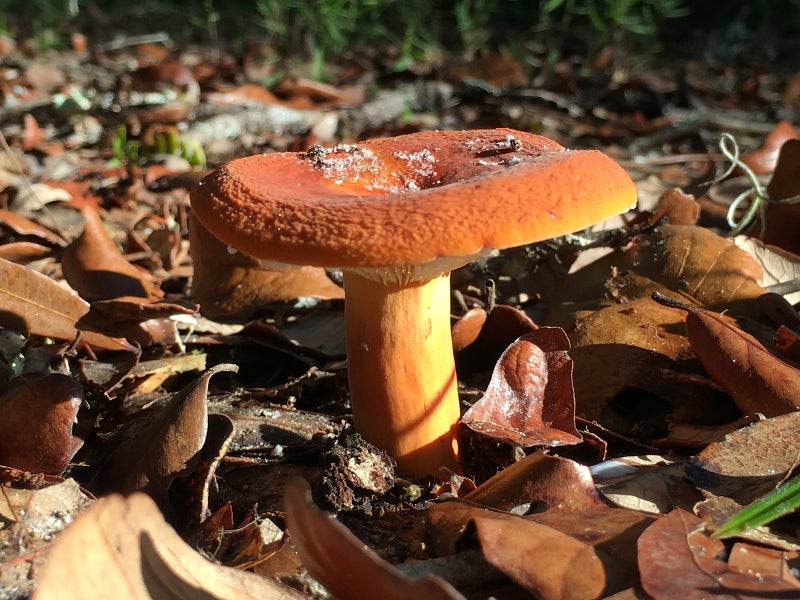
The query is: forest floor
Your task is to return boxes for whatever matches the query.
[0,18,799,600]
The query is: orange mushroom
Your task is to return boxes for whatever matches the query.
[191,128,636,476]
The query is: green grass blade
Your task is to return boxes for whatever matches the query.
[712,473,800,539]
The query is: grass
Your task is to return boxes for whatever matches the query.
[0,0,693,57]
[4,0,799,73]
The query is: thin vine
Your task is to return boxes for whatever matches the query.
[715,132,768,238]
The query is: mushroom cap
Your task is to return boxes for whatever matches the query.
[191,128,636,269]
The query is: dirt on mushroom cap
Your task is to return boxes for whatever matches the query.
[191,128,637,269]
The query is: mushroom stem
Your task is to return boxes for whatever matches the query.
[343,271,461,476]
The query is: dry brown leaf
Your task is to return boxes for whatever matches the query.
[454,304,538,374]
[767,138,800,201]
[274,76,365,109]
[169,412,235,530]
[205,83,282,106]
[60,205,163,301]
[0,374,83,475]
[0,208,66,246]
[461,329,580,447]
[741,120,799,175]
[0,479,93,596]
[428,500,653,598]
[6,184,71,214]
[637,508,800,599]
[530,505,655,595]
[602,589,650,599]
[76,296,198,347]
[41,179,104,210]
[93,363,238,502]
[32,492,304,600]
[687,310,800,416]
[0,241,53,262]
[23,61,65,92]
[461,452,605,514]
[568,294,738,424]
[694,494,800,551]
[594,456,700,515]
[189,213,343,317]
[0,257,135,352]
[21,112,44,151]
[686,411,800,504]
[656,418,756,449]
[650,225,765,311]
[473,512,606,600]
[727,542,800,585]
[756,292,800,334]
[775,325,800,359]
[442,51,526,89]
[755,201,800,258]
[732,235,800,306]
[750,139,800,255]
[220,516,288,571]
[427,501,606,599]
[551,224,767,326]
[427,454,651,599]
[450,307,487,352]
[648,187,700,226]
[660,296,800,416]
[284,478,464,600]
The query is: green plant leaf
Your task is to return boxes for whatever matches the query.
[712,473,800,539]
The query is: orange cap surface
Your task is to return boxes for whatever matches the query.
[191,128,636,269]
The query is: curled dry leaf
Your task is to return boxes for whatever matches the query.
[76,295,198,347]
[463,452,605,515]
[450,307,487,352]
[756,139,800,255]
[732,235,800,306]
[654,293,800,417]
[0,374,84,475]
[766,138,800,201]
[284,478,464,600]
[0,208,67,246]
[169,412,235,529]
[740,120,799,176]
[60,205,164,301]
[453,304,538,374]
[0,257,134,352]
[188,213,343,317]
[637,509,800,599]
[756,198,800,260]
[647,187,700,226]
[461,328,581,447]
[0,240,53,263]
[428,454,649,598]
[92,363,238,503]
[32,493,304,600]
